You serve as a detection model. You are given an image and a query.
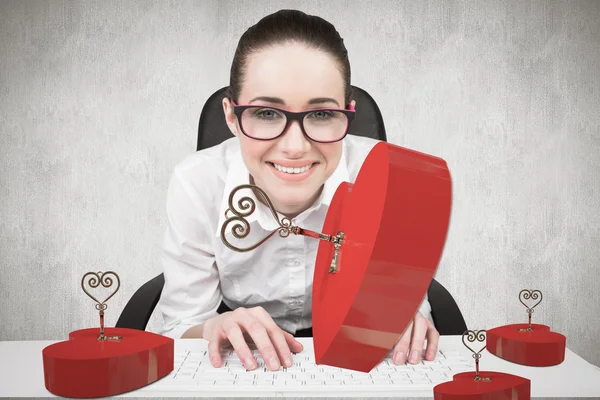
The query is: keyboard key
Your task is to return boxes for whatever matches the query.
[302,367,320,374]
[196,378,216,385]
[256,377,275,384]
[441,351,463,359]
[448,366,472,373]
[373,377,393,385]
[292,372,313,380]
[282,379,304,386]
[392,377,412,385]
[236,376,255,385]
[179,366,198,373]
[354,379,374,385]
[227,365,248,373]
[196,371,234,380]
[427,373,450,384]
[175,371,195,380]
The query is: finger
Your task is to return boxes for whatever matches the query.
[268,329,294,368]
[237,313,281,371]
[408,314,428,364]
[392,322,412,365]
[207,330,226,368]
[222,319,258,370]
[245,324,302,355]
[283,330,304,353]
[251,308,302,368]
[424,319,440,361]
[251,313,294,368]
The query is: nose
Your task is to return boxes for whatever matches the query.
[277,119,311,157]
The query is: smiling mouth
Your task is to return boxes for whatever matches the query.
[267,162,316,174]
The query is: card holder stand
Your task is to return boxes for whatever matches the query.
[42,272,174,398]
[434,330,531,400]
[486,290,566,366]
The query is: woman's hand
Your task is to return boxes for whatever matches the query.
[391,311,439,365]
[202,306,304,371]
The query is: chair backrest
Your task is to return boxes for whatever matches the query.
[196,86,387,151]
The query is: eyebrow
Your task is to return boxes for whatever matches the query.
[248,96,340,107]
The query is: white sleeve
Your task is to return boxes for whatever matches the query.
[157,170,223,339]
[417,292,434,326]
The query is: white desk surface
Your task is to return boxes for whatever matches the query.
[1,336,600,398]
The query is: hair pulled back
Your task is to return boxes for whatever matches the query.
[228,9,352,104]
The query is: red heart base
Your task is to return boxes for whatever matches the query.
[42,327,173,398]
[433,371,530,400]
[312,142,452,372]
[486,323,566,366]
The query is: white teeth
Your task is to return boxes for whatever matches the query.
[273,163,314,174]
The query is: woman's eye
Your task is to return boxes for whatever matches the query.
[310,110,334,119]
[255,108,280,119]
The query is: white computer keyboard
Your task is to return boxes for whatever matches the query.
[145,340,475,394]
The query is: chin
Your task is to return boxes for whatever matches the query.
[273,190,318,214]
[256,170,324,211]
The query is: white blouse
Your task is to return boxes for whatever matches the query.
[158,134,432,339]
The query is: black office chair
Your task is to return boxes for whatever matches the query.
[116,86,467,335]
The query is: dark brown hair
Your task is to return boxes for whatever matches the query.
[228,9,352,104]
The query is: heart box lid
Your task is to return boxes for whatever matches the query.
[220,141,453,372]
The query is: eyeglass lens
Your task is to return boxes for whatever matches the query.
[240,107,348,141]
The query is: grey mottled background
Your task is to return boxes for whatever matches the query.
[1,0,599,370]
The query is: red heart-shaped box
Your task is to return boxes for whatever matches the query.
[42,327,173,398]
[433,371,531,399]
[312,142,452,372]
[486,324,566,366]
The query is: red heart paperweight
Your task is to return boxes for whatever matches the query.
[486,323,566,366]
[311,142,452,372]
[434,330,531,399]
[433,371,531,400]
[486,290,565,366]
[42,327,173,398]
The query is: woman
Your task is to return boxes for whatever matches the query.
[158,9,439,372]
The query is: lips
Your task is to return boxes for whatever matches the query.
[271,162,315,174]
[266,161,318,182]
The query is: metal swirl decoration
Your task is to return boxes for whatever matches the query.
[221,184,294,252]
[81,271,120,309]
[462,329,491,382]
[462,329,487,360]
[519,289,543,313]
[518,289,542,331]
